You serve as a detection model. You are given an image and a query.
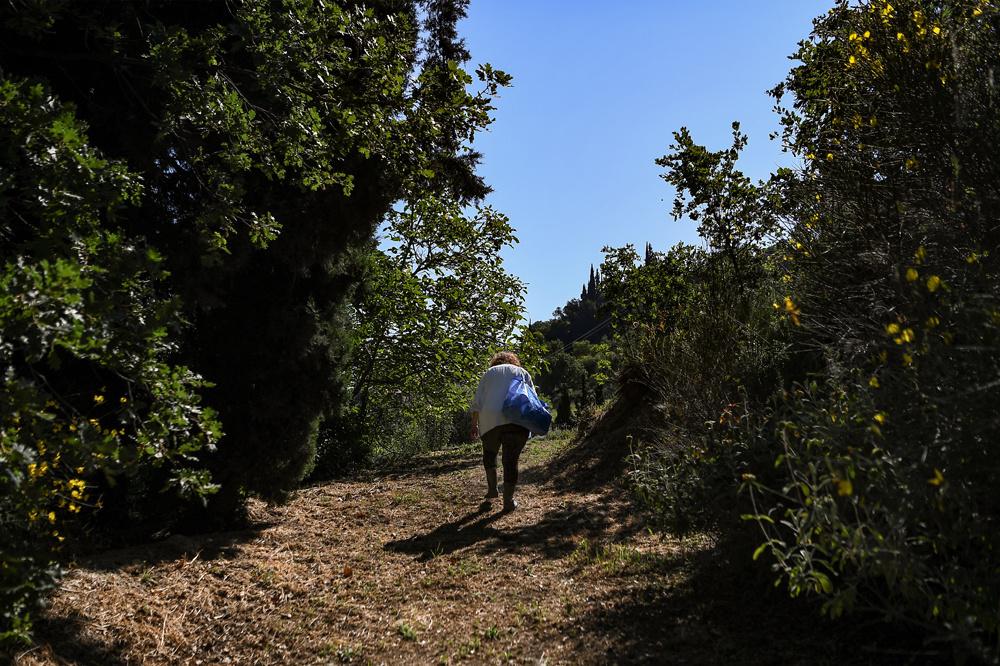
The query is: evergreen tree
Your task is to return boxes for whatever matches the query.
[0,0,510,518]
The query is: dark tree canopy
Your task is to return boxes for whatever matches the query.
[0,0,508,512]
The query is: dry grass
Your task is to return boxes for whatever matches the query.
[13,431,901,665]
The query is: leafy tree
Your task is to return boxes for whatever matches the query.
[0,0,511,517]
[318,196,523,468]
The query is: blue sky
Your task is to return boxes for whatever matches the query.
[460,0,833,322]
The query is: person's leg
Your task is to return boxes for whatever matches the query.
[481,431,500,499]
[500,426,529,512]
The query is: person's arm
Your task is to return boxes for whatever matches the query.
[470,374,485,441]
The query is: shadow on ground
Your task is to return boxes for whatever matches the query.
[384,487,641,562]
[564,528,946,666]
[10,612,130,666]
[79,525,269,572]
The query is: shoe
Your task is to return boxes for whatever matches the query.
[502,482,518,513]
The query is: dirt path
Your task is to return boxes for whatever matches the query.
[17,433,873,665]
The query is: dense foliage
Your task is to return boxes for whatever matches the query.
[312,196,525,473]
[0,77,220,647]
[527,268,614,424]
[0,0,512,647]
[607,0,1000,658]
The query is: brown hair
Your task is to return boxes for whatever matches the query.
[489,351,521,367]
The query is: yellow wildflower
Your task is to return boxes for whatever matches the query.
[926,275,941,292]
[120,396,128,404]
[47,511,56,524]
[928,468,945,486]
[925,316,940,328]
[93,394,105,405]
[905,267,919,282]
[900,328,915,343]
[783,296,801,326]
[915,246,926,262]
[869,376,880,388]
[836,478,853,496]
[885,322,900,335]
[874,412,888,425]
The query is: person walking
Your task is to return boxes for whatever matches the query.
[470,351,533,512]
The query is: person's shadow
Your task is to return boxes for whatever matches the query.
[384,503,505,561]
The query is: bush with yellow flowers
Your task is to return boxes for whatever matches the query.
[0,78,220,648]
[742,0,1000,658]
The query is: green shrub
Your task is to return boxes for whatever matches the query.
[744,0,1000,657]
[0,78,219,648]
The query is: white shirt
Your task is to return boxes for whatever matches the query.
[471,364,535,436]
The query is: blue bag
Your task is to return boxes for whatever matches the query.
[501,377,552,436]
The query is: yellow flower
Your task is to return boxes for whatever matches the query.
[836,478,853,496]
[874,412,888,424]
[806,153,816,160]
[897,31,905,40]
[885,322,900,335]
[926,275,941,292]
[900,328,915,343]
[869,376,880,388]
[932,25,941,35]
[973,7,983,17]
[120,396,128,404]
[928,468,945,486]
[826,152,834,161]
[925,316,940,328]
[914,245,926,262]
[47,511,56,524]
[849,32,859,41]
[905,267,919,282]
[93,394,105,405]
[848,55,857,66]
[783,296,801,326]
